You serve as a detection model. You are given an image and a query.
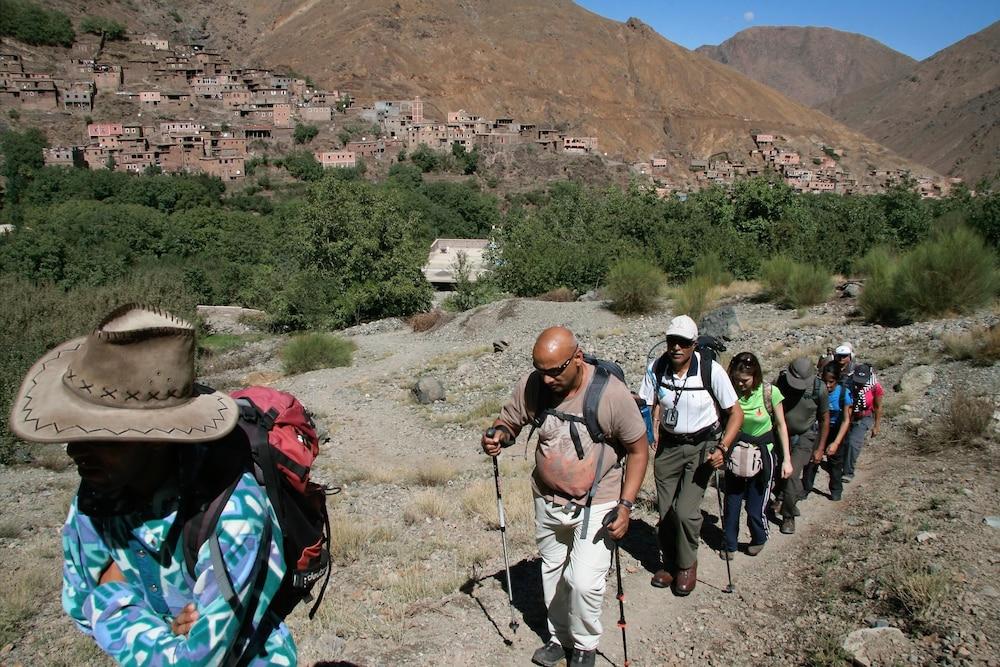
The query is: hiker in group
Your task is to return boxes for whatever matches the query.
[638,315,743,595]
[721,352,792,559]
[775,357,830,534]
[833,342,884,483]
[807,361,854,501]
[481,326,648,667]
[8,305,296,665]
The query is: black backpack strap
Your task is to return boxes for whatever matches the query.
[583,364,611,443]
[699,353,721,416]
[544,408,586,459]
[652,353,669,400]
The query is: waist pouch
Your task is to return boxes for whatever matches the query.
[726,431,773,478]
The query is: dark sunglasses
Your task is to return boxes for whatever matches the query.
[534,345,578,377]
[666,336,695,348]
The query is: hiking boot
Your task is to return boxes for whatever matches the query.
[531,640,567,667]
[842,474,853,483]
[651,569,673,588]
[780,517,796,535]
[830,492,842,501]
[570,649,596,667]
[720,550,736,561]
[746,543,765,556]
[673,562,697,596]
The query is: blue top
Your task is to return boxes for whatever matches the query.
[827,384,853,427]
[62,472,296,666]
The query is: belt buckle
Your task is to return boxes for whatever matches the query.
[560,502,581,516]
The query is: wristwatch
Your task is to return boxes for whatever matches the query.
[617,498,634,511]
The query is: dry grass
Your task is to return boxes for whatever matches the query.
[423,346,491,372]
[328,515,397,565]
[496,299,520,321]
[942,326,1000,366]
[712,279,762,301]
[595,326,625,339]
[408,309,455,333]
[536,287,577,302]
[411,458,460,486]
[403,489,454,524]
[0,570,51,646]
[929,395,994,451]
[881,560,951,632]
[336,465,397,485]
[869,348,905,369]
[0,520,20,538]
[382,562,468,605]
[435,397,504,428]
[461,477,534,528]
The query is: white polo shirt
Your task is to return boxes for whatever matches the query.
[638,352,738,435]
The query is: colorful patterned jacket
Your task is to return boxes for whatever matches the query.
[61,472,296,666]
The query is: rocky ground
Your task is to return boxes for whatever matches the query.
[0,287,997,667]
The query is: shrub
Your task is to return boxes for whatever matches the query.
[281,333,355,375]
[859,226,997,324]
[881,559,951,632]
[936,395,994,449]
[441,252,501,312]
[605,258,663,314]
[672,275,714,321]
[892,225,997,320]
[536,287,577,302]
[691,251,733,286]
[407,308,454,332]
[760,255,831,309]
[942,326,1000,365]
[857,246,904,324]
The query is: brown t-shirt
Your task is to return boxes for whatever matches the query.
[499,365,647,505]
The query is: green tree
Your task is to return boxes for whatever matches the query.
[293,123,319,145]
[0,0,75,46]
[0,127,47,205]
[295,179,432,327]
[410,144,440,173]
[282,151,323,181]
[80,16,125,40]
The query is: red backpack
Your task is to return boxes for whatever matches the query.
[181,387,333,660]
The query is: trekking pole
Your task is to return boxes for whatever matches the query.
[713,466,735,594]
[486,428,519,637]
[602,506,630,667]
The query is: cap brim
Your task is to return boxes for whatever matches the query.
[786,374,811,391]
[10,338,239,444]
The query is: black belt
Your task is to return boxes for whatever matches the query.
[659,423,719,446]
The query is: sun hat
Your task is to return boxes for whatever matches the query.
[665,315,698,342]
[834,342,854,356]
[9,304,238,443]
[785,356,814,391]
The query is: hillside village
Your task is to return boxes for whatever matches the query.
[0,32,958,197]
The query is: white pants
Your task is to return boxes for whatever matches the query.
[534,497,617,651]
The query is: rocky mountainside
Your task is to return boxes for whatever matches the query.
[34,0,925,174]
[695,26,915,107]
[819,20,1000,184]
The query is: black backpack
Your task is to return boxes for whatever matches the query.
[842,362,874,413]
[651,334,727,416]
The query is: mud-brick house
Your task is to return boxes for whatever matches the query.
[83,145,114,169]
[198,155,245,181]
[299,105,332,122]
[562,136,597,154]
[92,64,122,92]
[118,150,157,173]
[63,82,94,111]
[43,147,82,167]
[87,122,123,139]
[273,103,292,128]
[222,89,252,109]
[536,128,561,151]
[210,135,248,157]
[0,78,59,110]
[123,57,159,83]
[314,150,357,169]
[0,54,23,72]
[139,35,169,50]
[140,90,194,111]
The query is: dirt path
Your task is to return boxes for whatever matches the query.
[1,295,996,666]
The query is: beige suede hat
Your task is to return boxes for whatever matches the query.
[9,304,238,443]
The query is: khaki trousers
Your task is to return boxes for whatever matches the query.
[653,440,714,570]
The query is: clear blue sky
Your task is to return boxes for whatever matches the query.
[575,1,999,60]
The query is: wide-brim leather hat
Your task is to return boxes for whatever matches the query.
[10,304,238,444]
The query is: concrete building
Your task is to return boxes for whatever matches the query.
[422,239,490,287]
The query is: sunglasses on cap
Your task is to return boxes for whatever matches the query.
[534,345,578,378]
[666,336,695,348]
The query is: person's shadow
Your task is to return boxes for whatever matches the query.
[461,556,548,643]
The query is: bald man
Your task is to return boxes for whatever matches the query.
[482,327,648,667]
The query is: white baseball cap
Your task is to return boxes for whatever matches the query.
[834,342,854,356]
[666,315,698,342]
